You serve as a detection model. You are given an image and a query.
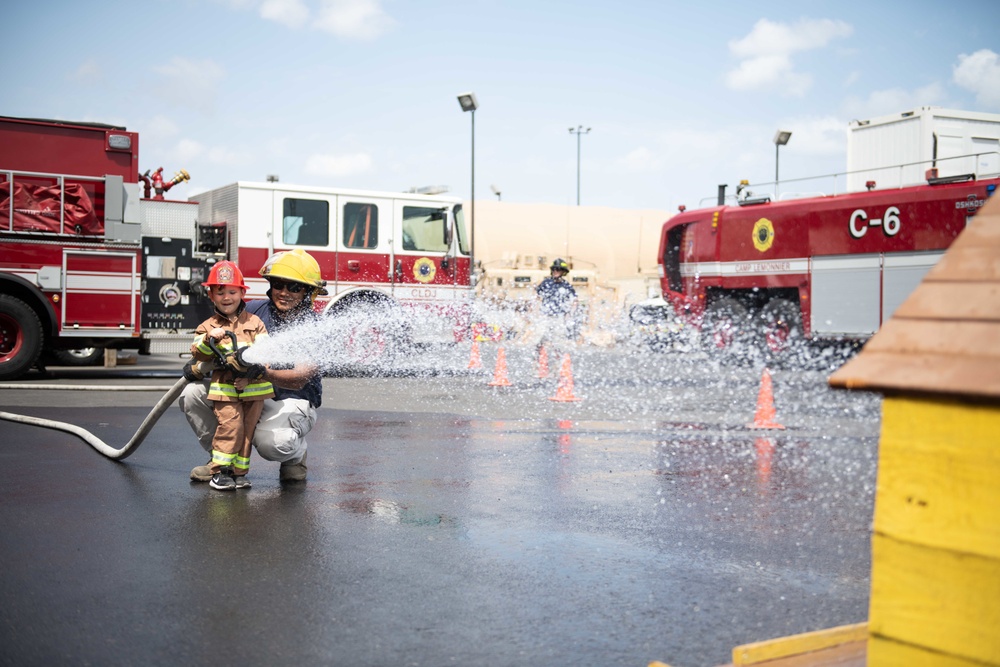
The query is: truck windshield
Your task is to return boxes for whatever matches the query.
[400,205,470,255]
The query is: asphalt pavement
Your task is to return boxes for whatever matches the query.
[0,344,880,667]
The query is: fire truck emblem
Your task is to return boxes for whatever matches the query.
[752,218,775,252]
[413,257,436,283]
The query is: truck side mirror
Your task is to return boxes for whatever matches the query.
[441,209,453,247]
[440,209,453,270]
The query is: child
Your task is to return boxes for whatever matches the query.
[190,261,274,491]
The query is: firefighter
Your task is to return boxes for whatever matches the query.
[189,261,274,491]
[181,248,328,483]
[534,258,579,350]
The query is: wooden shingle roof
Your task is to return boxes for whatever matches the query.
[829,191,1000,398]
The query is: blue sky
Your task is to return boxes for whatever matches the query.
[4,0,999,211]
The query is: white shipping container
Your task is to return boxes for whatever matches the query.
[847,107,1000,191]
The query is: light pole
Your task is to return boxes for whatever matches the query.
[774,130,792,197]
[569,125,591,205]
[490,184,501,201]
[457,92,478,281]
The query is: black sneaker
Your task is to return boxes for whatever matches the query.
[210,468,236,491]
[234,475,251,490]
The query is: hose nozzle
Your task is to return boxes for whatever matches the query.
[232,346,253,374]
[205,331,264,379]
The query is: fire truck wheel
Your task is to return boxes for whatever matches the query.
[0,295,44,381]
[701,297,752,358]
[758,299,802,355]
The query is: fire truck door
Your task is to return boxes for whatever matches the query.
[271,192,339,291]
[393,200,456,297]
[334,197,392,291]
[62,249,138,337]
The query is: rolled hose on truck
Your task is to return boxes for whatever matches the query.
[0,360,213,461]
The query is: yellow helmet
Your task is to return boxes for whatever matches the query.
[259,248,328,295]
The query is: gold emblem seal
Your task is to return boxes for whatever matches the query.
[752,218,775,252]
[413,257,436,283]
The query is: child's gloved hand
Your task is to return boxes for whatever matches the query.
[182,361,203,382]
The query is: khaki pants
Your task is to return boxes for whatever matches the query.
[180,381,317,466]
[210,399,265,474]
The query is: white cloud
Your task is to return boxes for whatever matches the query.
[726,54,812,96]
[152,57,226,115]
[953,49,1000,109]
[726,18,853,96]
[304,151,373,176]
[215,0,393,39]
[780,116,847,155]
[260,0,310,28]
[730,18,853,58]
[315,0,394,39]
[841,83,947,121]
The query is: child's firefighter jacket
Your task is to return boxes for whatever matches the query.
[191,307,275,402]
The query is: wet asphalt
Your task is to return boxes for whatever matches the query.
[0,342,880,667]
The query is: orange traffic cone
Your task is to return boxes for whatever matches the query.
[748,368,784,429]
[488,347,512,387]
[536,345,550,379]
[548,353,582,402]
[467,340,483,370]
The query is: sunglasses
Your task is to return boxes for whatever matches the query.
[268,278,307,293]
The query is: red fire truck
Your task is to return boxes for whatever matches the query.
[0,115,473,380]
[655,173,999,356]
[193,180,472,358]
[0,115,213,380]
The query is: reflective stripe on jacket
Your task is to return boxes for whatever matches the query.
[191,308,275,402]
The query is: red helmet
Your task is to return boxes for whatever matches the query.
[202,261,247,289]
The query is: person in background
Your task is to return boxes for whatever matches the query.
[181,248,328,483]
[534,257,579,353]
[189,261,273,491]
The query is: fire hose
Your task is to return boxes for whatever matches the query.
[0,331,259,461]
[0,374,196,460]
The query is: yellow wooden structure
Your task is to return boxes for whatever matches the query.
[829,192,1000,665]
